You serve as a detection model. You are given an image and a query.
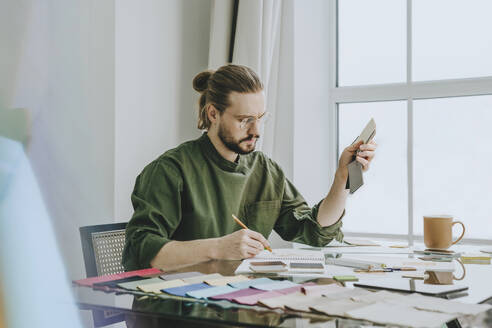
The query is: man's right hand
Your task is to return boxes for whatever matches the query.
[215,229,271,260]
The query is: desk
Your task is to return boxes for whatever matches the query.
[73,245,492,327]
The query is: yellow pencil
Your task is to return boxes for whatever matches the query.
[232,214,272,252]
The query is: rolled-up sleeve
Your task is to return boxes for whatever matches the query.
[122,160,183,271]
[274,178,344,247]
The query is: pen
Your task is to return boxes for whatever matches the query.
[354,267,417,273]
[231,214,272,252]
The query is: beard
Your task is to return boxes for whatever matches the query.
[218,123,260,155]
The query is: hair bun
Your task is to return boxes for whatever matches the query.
[192,70,213,92]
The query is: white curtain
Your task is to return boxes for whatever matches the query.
[208,0,235,69]
[208,0,294,179]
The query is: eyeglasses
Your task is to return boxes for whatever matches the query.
[238,112,271,130]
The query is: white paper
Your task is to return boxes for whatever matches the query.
[311,299,369,317]
[283,295,327,312]
[322,287,372,301]
[345,302,456,328]
[302,284,346,296]
[258,291,305,309]
[390,293,492,316]
[235,249,325,275]
[351,290,406,303]
[254,248,324,261]
[323,245,412,254]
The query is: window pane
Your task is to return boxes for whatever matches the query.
[413,0,492,81]
[413,96,492,239]
[338,101,408,234]
[338,0,406,86]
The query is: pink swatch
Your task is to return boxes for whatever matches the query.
[233,282,317,305]
[209,287,266,301]
[74,268,162,287]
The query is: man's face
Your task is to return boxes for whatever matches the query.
[217,91,266,155]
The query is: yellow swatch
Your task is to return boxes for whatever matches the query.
[137,279,186,294]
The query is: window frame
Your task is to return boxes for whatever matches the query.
[329,0,492,245]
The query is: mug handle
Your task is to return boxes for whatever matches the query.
[451,220,465,245]
[453,259,466,281]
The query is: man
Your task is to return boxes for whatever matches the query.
[122,64,376,271]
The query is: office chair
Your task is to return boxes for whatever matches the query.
[79,222,127,327]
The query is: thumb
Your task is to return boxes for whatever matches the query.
[348,140,363,151]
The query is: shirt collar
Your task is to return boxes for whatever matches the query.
[198,133,246,172]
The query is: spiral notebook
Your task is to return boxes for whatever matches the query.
[235,249,325,274]
[254,249,324,261]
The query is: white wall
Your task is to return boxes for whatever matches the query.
[3,0,115,281]
[115,0,211,220]
[2,0,213,283]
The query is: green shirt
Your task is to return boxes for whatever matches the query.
[122,133,344,270]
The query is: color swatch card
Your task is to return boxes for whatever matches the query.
[321,287,371,301]
[232,290,283,306]
[182,273,223,284]
[257,291,305,309]
[137,279,186,294]
[346,118,376,194]
[160,271,203,281]
[228,277,273,289]
[252,280,298,291]
[311,299,369,317]
[209,287,266,301]
[162,282,211,297]
[74,268,162,287]
[92,276,150,289]
[186,285,238,299]
[118,277,163,291]
[284,295,327,312]
[232,283,312,306]
[204,275,249,286]
[301,283,346,296]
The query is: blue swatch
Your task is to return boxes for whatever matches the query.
[162,282,211,297]
[186,285,238,299]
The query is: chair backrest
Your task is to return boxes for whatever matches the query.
[79,223,128,327]
[79,223,127,277]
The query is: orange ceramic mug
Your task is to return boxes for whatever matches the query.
[423,215,465,250]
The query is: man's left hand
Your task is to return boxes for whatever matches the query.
[338,140,377,176]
